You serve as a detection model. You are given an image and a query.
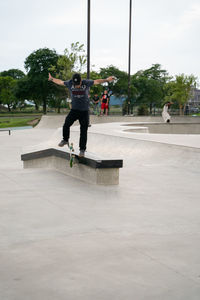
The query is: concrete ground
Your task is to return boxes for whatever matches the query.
[0,115,200,300]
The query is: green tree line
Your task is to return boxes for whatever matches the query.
[0,42,197,114]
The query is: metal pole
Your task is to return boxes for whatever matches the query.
[128,0,132,114]
[87,0,91,79]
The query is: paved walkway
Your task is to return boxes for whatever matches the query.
[0,117,200,300]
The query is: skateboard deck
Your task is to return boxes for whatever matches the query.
[67,143,85,167]
[69,142,75,168]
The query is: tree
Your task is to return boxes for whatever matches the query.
[50,42,87,80]
[47,84,68,113]
[164,74,197,115]
[0,76,17,111]
[25,48,58,114]
[63,42,87,75]
[14,76,40,111]
[0,69,26,109]
[0,69,25,79]
[142,64,170,82]
[133,64,170,114]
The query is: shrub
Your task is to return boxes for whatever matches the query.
[137,104,149,116]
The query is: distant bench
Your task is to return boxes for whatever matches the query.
[0,129,11,135]
[21,148,123,185]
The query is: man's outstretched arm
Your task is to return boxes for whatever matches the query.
[48,73,65,86]
[93,76,115,85]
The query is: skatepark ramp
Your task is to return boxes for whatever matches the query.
[123,122,200,134]
[35,114,200,129]
[36,115,66,129]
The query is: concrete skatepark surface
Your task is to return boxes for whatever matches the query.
[1,115,200,299]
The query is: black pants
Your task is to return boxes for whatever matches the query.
[63,109,89,151]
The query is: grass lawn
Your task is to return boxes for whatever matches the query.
[0,117,40,128]
[0,113,42,117]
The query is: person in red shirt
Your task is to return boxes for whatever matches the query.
[101,90,109,116]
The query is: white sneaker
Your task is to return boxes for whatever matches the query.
[79,150,85,157]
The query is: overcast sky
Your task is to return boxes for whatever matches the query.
[0,0,200,80]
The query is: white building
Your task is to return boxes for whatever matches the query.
[188,88,200,108]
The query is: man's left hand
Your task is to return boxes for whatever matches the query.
[106,76,115,82]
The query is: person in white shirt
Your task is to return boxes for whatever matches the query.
[162,102,173,123]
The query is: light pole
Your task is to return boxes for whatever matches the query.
[128,0,132,114]
[87,0,91,79]
[87,0,91,126]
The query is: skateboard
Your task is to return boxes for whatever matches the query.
[69,142,75,168]
[67,143,86,167]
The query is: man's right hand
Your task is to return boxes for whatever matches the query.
[48,74,64,86]
[48,73,53,81]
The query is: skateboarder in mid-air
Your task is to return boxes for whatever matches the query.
[48,73,115,157]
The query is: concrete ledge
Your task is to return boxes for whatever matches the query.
[0,129,11,135]
[21,148,123,185]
